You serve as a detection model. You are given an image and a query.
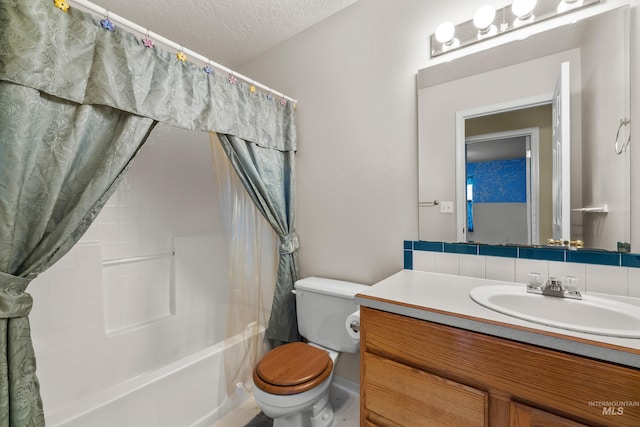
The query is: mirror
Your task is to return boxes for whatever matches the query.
[417,4,631,251]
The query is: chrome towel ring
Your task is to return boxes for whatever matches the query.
[615,117,631,154]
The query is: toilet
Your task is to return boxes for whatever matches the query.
[252,277,368,427]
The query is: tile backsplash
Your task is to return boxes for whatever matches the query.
[404,241,639,298]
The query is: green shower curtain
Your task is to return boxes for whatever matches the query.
[0,0,298,424]
[217,134,300,344]
[0,81,157,427]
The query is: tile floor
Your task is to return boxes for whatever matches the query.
[211,378,360,427]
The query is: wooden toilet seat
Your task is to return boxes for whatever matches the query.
[253,342,333,395]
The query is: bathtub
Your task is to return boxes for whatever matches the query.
[45,330,257,427]
[30,233,246,427]
[27,133,271,427]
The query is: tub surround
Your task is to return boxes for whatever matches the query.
[355,270,640,368]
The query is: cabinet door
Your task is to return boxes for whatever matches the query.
[511,402,588,427]
[362,352,488,427]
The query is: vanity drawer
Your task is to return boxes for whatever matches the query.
[362,351,488,426]
[510,401,588,426]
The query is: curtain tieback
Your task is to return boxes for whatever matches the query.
[0,271,33,318]
[279,232,300,254]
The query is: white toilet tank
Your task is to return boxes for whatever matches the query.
[294,277,368,353]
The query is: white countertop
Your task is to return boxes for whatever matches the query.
[355,270,640,369]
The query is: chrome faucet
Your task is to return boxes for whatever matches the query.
[527,274,582,300]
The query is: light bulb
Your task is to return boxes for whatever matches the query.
[435,21,455,44]
[473,5,496,32]
[557,0,583,13]
[512,0,537,19]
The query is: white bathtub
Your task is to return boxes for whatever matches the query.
[27,135,266,427]
[45,331,255,427]
[30,234,242,427]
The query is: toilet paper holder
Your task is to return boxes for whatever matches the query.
[348,319,360,333]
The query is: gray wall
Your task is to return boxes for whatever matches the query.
[468,203,528,245]
[581,8,631,249]
[239,0,500,285]
[237,0,640,382]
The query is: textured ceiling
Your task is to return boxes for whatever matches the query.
[85,0,359,68]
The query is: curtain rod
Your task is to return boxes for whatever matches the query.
[68,0,298,104]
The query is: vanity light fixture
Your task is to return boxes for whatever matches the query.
[473,5,498,39]
[430,0,599,57]
[557,0,584,12]
[435,21,459,51]
[512,0,538,26]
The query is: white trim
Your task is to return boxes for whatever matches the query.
[332,376,360,395]
[552,61,572,242]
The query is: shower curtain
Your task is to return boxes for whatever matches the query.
[211,136,278,396]
[215,134,300,344]
[0,80,157,427]
[0,1,298,425]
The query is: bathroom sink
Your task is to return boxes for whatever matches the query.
[469,285,640,338]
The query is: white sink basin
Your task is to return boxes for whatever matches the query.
[469,285,640,338]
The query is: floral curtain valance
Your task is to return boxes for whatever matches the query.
[0,0,296,152]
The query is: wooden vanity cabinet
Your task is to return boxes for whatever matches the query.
[359,306,640,427]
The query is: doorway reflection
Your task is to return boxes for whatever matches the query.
[465,104,552,245]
